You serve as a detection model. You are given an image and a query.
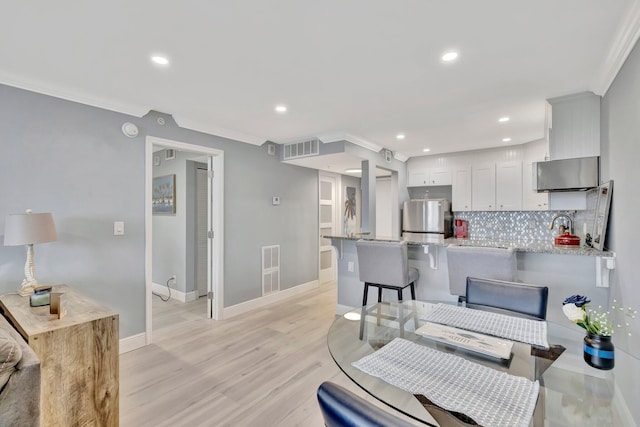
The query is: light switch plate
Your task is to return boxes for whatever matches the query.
[114,221,125,236]
[272,196,280,205]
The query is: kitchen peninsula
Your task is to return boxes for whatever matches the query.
[327,231,614,327]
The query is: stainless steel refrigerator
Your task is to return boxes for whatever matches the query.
[402,199,452,238]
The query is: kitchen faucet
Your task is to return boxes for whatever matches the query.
[549,213,574,235]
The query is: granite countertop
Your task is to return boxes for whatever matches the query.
[325,233,614,257]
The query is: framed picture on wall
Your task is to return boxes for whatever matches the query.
[152,174,176,214]
[344,186,357,235]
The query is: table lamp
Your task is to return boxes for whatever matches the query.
[4,209,57,296]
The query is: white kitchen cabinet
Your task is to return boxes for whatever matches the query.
[472,164,496,210]
[428,168,452,185]
[407,167,451,187]
[547,91,600,160]
[496,161,522,210]
[452,165,472,211]
[523,161,549,210]
[408,171,428,187]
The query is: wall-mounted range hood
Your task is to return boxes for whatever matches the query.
[533,156,599,192]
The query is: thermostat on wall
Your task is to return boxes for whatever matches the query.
[272,196,280,205]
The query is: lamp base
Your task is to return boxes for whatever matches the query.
[18,279,38,297]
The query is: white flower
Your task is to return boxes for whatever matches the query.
[563,303,586,323]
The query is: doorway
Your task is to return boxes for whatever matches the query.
[375,169,399,237]
[145,136,224,345]
[319,171,341,284]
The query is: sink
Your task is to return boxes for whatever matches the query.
[554,232,580,246]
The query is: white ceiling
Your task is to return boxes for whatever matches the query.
[1,1,638,162]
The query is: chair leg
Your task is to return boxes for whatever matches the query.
[375,286,382,326]
[397,288,403,302]
[359,304,366,340]
[398,301,405,338]
[362,283,369,307]
[410,283,416,300]
[360,283,369,340]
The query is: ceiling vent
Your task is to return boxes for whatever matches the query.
[283,138,320,160]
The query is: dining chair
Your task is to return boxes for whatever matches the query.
[316,382,416,427]
[446,245,516,303]
[465,276,549,320]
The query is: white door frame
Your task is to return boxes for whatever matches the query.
[145,136,225,344]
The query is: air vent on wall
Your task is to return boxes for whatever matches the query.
[283,138,320,160]
[262,245,280,296]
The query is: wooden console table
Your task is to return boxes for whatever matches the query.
[0,285,119,427]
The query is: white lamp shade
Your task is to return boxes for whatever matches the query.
[4,212,57,246]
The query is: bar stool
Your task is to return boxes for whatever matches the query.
[446,245,516,303]
[356,240,419,339]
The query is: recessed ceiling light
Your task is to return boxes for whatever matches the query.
[151,56,169,65]
[498,116,510,123]
[502,137,512,142]
[275,105,288,114]
[396,133,405,140]
[345,168,362,174]
[441,51,458,62]
[423,148,431,153]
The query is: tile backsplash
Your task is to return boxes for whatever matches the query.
[454,205,596,244]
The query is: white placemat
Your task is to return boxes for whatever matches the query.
[353,338,539,427]
[421,303,549,349]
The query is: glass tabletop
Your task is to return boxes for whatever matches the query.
[327,301,636,427]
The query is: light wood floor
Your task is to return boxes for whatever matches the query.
[119,281,422,426]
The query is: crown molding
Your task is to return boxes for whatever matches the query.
[393,152,409,162]
[0,72,267,146]
[317,131,383,153]
[591,0,640,96]
[0,72,149,117]
[172,116,265,146]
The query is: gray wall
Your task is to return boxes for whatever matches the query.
[601,38,640,354]
[0,84,318,338]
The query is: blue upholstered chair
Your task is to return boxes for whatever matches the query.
[317,382,416,427]
[465,277,549,320]
[446,245,517,303]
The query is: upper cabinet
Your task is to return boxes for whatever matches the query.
[407,167,451,187]
[408,139,551,212]
[496,161,522,210]
[408,171,428,187]
[523,161,548,210]
[471,164,496,210]
[547,91,600,160]
[545,91,600,210]
[452,166,471,211]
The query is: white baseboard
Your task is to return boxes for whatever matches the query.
[119,332,146,354]
[152,282,197,302]
[223,280,319,319]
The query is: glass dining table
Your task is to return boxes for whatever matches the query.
[327,300,637,427]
